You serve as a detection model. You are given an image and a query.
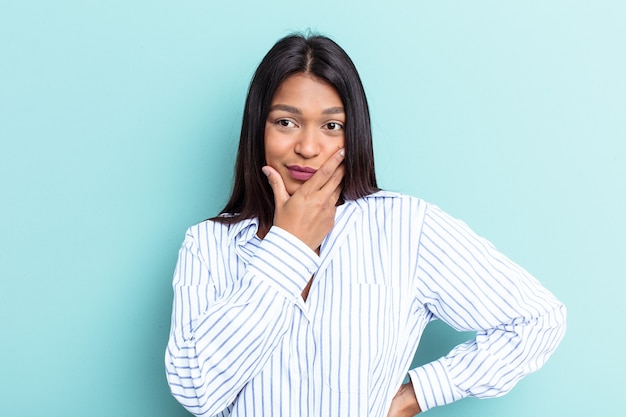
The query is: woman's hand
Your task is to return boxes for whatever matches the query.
[262,148,345,251]
[387,382,422,417]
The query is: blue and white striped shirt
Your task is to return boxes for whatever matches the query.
[165,191,566,416]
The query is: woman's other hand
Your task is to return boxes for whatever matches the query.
[387,382,422,417]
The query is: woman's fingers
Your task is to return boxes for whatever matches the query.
[300,148,345,194]
[323,163,344,200]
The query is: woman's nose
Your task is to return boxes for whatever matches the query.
[294,128,320,158]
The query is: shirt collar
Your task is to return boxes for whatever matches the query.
[223,193,388,247]
[226,216,260,246]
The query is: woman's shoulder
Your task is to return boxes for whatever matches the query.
[357,190,429,207]
[349,190,434,221]
[185,215,259,247]
[358,191,466,223]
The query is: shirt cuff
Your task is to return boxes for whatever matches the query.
[246,226,321,303]
[408,359,467,412]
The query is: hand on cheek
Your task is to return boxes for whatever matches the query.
[262,148,345,251]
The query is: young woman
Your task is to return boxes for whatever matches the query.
[165,34,566,417]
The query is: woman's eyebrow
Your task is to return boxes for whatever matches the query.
[322,106,345,115]
[269,104,345,115]
[269,104,301,114]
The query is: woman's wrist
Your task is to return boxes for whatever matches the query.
[389,382,422,416]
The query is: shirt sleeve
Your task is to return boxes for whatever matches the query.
[165,224,320,417]
[408,204,567,411]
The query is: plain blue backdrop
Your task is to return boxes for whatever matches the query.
[1,1,624,416]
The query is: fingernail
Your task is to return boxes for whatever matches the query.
[262,167,270,177]
[339,149,345,157]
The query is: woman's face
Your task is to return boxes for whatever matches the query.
[264,73,345,196]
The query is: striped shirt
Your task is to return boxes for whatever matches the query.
[165,191,566,416]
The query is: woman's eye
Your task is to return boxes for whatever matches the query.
[325,122,344,131]
[276,119,295,128]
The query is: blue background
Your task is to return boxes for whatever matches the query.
[1,1,624,416]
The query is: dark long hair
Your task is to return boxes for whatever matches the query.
[213,33,379,231]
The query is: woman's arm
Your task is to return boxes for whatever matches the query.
[166,149,345,416]
[408,204,566,412]
[165,225,320,417]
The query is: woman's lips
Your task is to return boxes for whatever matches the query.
[287,165,317,181]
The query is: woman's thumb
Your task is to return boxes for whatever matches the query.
[262,166,289,204]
